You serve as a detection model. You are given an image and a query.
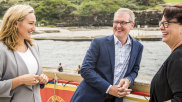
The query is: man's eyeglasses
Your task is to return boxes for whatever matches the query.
[159,21,179,28]
[113,21,132,26]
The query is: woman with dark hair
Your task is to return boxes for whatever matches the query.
[150,4,182,102]
[0,4,48,102]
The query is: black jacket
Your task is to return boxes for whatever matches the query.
[150,45,182,102]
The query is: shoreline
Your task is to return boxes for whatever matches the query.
[32,27,162,41]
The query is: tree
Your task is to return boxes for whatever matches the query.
[136,0,164,6]
[75,0,123,16]
[35,0,76,25]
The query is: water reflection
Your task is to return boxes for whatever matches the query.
[37,40,170,77]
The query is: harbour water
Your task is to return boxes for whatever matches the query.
[37,40,170,79]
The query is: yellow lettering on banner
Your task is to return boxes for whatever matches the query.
[47,95,65,102]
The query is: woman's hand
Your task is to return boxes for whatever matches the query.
[37,74,48,84]
[20,74,40,85]
[12,74,40,90]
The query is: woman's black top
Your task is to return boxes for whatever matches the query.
[150,45,182,102]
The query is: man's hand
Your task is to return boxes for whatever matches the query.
[108,85,125,98]
[108,80,132,98]
[118,78,130,89]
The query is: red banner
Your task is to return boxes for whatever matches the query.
[40,82,77,102]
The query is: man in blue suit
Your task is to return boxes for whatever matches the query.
[71,8,143,102]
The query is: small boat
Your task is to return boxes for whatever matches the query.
[41,70,150,102]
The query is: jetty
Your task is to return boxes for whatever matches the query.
[32,27,162,41]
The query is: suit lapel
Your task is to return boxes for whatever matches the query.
[126,36,139,74]
[13,41,41,90]
[13,51,33,90]
[13,52,29,76]
[106,35,115,76]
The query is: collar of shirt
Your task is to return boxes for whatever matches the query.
[114,35,131,46]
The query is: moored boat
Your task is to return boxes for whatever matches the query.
[41,70,150,102]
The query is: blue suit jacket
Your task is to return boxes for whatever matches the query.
[71,35,143,102]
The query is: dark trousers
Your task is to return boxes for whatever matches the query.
[104,95,116,102]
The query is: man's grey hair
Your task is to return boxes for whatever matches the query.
[114,8,135,22]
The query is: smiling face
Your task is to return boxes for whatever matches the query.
[113,12,134,43]
[17,13,36,41]
[160,16,182,47]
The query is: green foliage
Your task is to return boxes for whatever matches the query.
[68,0,84,5]
[164,0,182,3]
[75,0,123,16]
[134,0,164,10]
[136,0,164,6]
[0,1,11,17]
[147,5,164,10]
[0,0,166,25]
[120,0,138,10]
[35,0,77,25]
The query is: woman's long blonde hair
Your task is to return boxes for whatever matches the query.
[0,4,34,51]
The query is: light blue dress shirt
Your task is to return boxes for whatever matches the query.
[113,35,131,85]
[106,35,132,93]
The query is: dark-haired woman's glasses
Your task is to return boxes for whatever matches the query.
[159,21,179,28]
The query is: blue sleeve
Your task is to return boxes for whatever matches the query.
[81,38,110,94]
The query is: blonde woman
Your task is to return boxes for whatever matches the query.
[0,4,48,102]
